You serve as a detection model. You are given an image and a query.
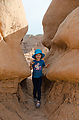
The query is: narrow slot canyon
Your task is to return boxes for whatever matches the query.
[0,0,79,120]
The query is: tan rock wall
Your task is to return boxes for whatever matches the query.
[43,1,79,120]
[42,0,79,48]
[46,7,79,82]
[0,0,31,93]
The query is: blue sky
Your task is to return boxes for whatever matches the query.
[22,0,52,35]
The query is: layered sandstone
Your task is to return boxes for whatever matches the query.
[0,0,31,93]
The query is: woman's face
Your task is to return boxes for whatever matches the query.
[35,53,41,60]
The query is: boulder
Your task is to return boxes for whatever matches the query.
[42,0,79,48]
[46,7,79,82]
[0,0,31,93]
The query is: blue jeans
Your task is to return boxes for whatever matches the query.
[32,77,42,101]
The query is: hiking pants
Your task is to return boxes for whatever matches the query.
[32,77,42,101]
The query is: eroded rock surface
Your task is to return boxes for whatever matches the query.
[0,0,31,93]
[45,81,79,120]
[42,0,79,48]
[42,1,79,120]
[45,7,79,82]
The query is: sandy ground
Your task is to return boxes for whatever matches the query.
[0,76,48,120]
[20,76,48,120]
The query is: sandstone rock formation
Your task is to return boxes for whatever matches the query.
[42,1,79,120]
[42,0,79,48]
[46,7,79,82]
[0,33,48,120]
[0,0,31,93]
[0,1,48,120]
[22,34,47,53]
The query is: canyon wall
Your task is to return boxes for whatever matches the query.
[0,0,31,93]
[42,0,79,49]
[43,0,79,120]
